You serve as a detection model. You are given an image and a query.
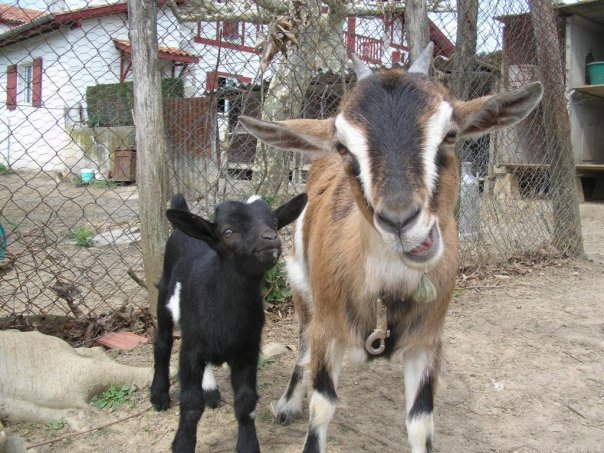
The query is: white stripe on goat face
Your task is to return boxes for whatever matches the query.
[422,100,453,194]
[334,114,374,204]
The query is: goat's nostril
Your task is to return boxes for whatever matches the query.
[376,206,422,232]
[376,212,400,231]
[402,207,421,228]
[262,231,277,241]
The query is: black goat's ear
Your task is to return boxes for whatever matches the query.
[166,209,217,244]
[274,193,308,229]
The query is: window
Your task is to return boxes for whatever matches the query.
[216,76,237,114]
[6,58,42,109]
[19,64,33,105]
[222,21,240,41]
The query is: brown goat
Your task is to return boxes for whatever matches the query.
[239,43,543,453]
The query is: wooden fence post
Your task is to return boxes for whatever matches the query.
[128,0,169,322]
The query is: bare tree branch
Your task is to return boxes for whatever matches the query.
[255,0,289,15]
[337,2,406,19]
[171,0,407,24]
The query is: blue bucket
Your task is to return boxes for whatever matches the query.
[0,223,6,260]
[81,169,95,184]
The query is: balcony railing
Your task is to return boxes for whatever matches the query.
[345,33,383,65]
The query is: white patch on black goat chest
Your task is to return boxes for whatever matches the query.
[167,282,182,324]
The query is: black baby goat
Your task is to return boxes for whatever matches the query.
[150,192,307,453]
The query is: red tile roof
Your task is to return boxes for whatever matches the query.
[0,4,45,25]
[113,38,200,63]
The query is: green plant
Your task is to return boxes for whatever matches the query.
[67,226,95,247]
[44,418,67,431]
[263,261,291,304]
[88,180,118,189]
[257,356,276,370]
[91,384,137,410]
[0,163,10,175]
[86,78,184,127]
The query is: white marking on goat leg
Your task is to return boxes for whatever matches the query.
[422,101,453,193]
[305,341,344,451]
[327,340,346,388]
[202,364,217,391]
[277,333,309,421]
[335,114,374,204]
[407,413,434,453]
[246,194,262,204]
[403,348,429,413]
[167,282,182,324]
[404,348,435,452]
[249,403,257,420]
[307,390,337,451]
[276,374,306,418]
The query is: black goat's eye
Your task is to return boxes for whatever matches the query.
[444,130,458,144]
[223,229,233,238]
[336,143,349,156]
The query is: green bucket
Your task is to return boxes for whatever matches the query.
[587,61,604,85]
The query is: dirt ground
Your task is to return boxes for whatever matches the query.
[6,202,604,452]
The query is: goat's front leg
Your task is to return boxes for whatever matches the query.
[229,355,260,453]
[403,343,441,453]
[172,348,205,453]
[302,337,346,453]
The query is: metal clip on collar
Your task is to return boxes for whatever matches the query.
[365,297,390,355]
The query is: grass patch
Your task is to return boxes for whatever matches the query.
[44,418,67,431]
[257,357,276,370]
[67,226,95,247]
[0,163,10,175]
[91,384,137,410]
[88,180,119,189]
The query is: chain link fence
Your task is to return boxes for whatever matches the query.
[0,0,583,343]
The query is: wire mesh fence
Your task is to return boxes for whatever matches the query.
[0,0,583,342]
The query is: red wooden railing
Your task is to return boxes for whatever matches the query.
[344,32,383,65]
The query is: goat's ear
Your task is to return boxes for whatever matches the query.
[166,209,217,244]
[274,193,308,229]
[238,116,334,157]
[456,81,543,139]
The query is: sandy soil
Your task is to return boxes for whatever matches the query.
[6,202,604,452]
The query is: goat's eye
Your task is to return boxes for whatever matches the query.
[444,130,458,144]
[336,143,349,156]
[223,229,233,238]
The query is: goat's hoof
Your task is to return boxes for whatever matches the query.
[204,388,221,409]
[150,393,171,411]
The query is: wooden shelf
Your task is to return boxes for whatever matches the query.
[572,84,604,99]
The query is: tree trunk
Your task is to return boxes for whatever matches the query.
[452,0,478,100]
[251,0,346,202]
[404,0,430,63]
[128,0,169,321]
[528,0,583,255]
